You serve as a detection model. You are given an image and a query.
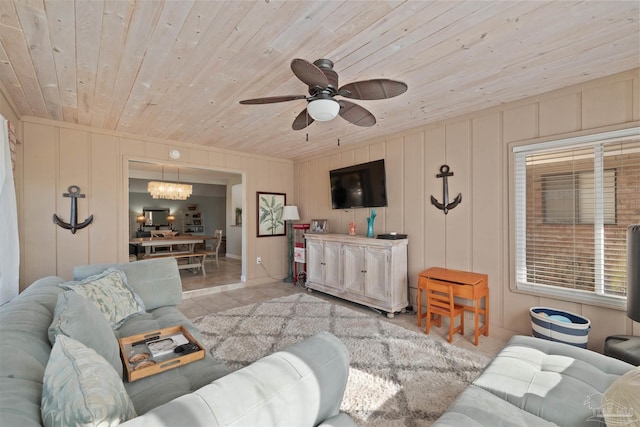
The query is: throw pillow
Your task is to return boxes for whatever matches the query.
[60,268,145,329]
[41,335,137,427]
[602,366,640,427]
[48,290,123,378]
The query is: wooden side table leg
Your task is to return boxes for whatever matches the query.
[416,288,422,327]
[474,303,480,346]
[484,294,489,337]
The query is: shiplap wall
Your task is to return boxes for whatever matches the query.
[14,118,294,290]
[294,68,640,351]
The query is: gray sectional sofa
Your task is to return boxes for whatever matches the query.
[433,335,637,426]
[0,258,355,427]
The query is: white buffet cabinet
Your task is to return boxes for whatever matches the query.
[305,233,408,318]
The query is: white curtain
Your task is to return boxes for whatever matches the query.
[0,116,19,305]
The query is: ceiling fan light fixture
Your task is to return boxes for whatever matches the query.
[307,98,340,121]
[239,58,406,130]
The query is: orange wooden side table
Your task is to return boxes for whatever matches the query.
[417,267,489,346]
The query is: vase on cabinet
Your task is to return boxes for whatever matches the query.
[366,209,376,238]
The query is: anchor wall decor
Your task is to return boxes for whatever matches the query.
[430,164,462,214]
[53,185,94,234]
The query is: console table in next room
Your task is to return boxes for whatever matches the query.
[417,267,489,346]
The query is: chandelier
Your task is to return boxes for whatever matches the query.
[147,181,192,200]
[147,166,192,200]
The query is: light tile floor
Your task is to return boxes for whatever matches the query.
[179,257,242,292]
[178,280,513,358]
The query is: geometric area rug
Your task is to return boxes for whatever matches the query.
[192,293,491,426]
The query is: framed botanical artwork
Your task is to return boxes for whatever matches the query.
[256,192,286,237]
[310,219,328,234]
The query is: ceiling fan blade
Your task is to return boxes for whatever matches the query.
[291,59,328,88]
[292,108,314,130]
[239,95,307,105]
[339,79,408,100]
[339,100,376,127]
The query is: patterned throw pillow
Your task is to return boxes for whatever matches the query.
[602,366,640,426]
[60,268,145,330]
[41,335,137,427]
[48,290,123,378]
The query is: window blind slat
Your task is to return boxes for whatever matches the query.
[514,129,640,302]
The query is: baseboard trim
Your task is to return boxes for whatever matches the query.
[182,282,245,298]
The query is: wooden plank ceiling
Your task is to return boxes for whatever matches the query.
[0,1,638,160]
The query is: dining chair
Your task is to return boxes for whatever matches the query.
[425,280,465,343]
[149,230,171,254]
[203,229,223,271]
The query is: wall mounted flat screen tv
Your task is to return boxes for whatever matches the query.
[330,159,388,209]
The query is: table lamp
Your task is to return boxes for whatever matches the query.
[282,206,300,283]
[166,214,175,231]
[136,214,146,231]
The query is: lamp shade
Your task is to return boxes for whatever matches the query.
[282,205,300,221]
[307,99,340,121]
[627,224,640,322]
[136,214,145,224]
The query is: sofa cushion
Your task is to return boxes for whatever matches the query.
[432,384,558,427]
[472,335,633,427]
[317,413,359,427]
[0,276,65,427]
[602,366,640,426]
[123,356,230,415]
[74,258,182,311]
[119,332,349,427]
[60,268,145,329]
[41,335,137,427]
[116,305,230,414]
[116,306,203,342]
[48,290,123,378]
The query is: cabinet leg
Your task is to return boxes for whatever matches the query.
[386,312,395,319]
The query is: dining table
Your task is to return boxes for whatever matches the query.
[129,235,217,257]
[129,235,219,276]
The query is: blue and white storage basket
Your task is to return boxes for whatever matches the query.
[529,307,591,348]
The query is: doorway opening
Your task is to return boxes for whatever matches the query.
[127,160,245,296]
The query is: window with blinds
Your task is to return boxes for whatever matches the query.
[513,128,640,307]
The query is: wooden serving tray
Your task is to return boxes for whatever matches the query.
[118,325,205,382]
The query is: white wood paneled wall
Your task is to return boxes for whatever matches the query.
[16,118,295,290]
[294,68,640,351]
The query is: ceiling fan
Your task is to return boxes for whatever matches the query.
[239,58,408,130]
